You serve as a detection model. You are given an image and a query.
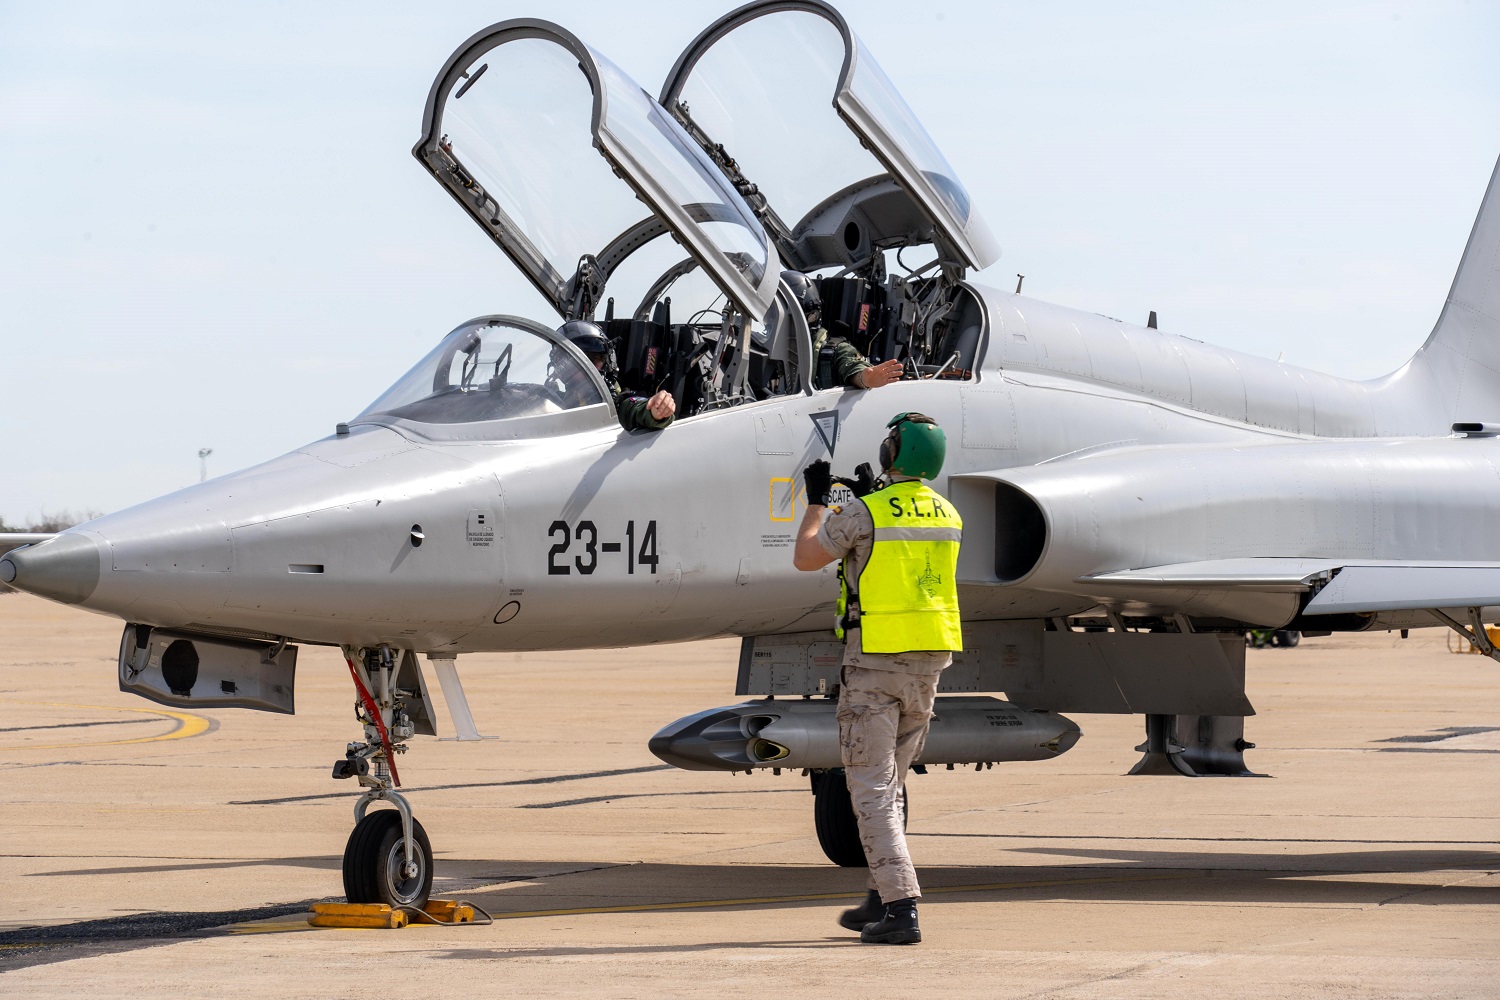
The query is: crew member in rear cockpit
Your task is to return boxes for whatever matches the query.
[558,321,675,432]
[783,271,902,391]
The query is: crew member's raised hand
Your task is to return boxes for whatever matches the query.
[802,460,833,507]
[857,359,903,389]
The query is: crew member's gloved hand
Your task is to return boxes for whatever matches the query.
[803,460,833,507]
[833,462,876,498]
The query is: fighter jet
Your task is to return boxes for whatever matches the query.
[5,1,1499,908]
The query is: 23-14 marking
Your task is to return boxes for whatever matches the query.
[547,519,659,576]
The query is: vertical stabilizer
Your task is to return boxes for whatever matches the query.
[1387,156,1500,424]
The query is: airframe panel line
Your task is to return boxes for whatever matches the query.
[0,701,213,752]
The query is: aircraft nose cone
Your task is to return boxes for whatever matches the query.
[0,533,101,605]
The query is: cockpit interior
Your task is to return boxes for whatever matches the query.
[359,1,998,436]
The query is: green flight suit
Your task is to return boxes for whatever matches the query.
[812,327,872,390]
[609,374,673,432]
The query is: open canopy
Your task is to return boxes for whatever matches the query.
[660,0,999,272]
[414,19,779,322]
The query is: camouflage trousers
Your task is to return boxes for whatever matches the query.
[837,659,947,903]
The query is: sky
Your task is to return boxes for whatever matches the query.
[1,1,1497,524]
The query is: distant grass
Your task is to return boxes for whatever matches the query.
[0,510,101,533]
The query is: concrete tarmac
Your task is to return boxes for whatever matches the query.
[1,593,1496,997]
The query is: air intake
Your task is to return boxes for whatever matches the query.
[994,483,1046,584]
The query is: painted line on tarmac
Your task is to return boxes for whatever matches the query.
[0,701,214,752]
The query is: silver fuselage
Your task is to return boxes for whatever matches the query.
[16,279,1489,652]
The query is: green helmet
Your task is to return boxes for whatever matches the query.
[879,412,946,479]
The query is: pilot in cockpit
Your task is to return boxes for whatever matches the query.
[783,271,902,392]
[557,321,675,433]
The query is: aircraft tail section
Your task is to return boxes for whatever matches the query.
[1387,155,1500,424]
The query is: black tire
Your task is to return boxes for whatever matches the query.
[811,770,907,868]
[1273,630,1301,648]
[342,810,433,908]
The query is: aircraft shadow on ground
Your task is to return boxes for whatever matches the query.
[33,848,1499,907]
[8,854,1497,972]
[433,856,1500,912]
[996,845,1500,876]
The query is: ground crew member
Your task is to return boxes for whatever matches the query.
[559,320,674,432]
[792,412,962,945]
[782,271,902,391]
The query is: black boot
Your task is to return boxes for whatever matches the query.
[860,897,921,945]
[838,890,884,932]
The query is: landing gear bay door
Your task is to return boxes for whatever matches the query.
[414,20,777,323]
[119,625,296,715]
[661,0,999,274]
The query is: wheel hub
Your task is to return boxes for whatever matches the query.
[386,839,425,904]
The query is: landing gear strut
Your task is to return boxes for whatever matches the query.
[333,645,434,908]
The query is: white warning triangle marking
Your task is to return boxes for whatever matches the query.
[810,411,840,455]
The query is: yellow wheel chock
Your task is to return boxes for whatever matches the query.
[307,900,484,929]
[421,900,476,923]
[308,903,408,929]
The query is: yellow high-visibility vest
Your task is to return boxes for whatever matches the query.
[837,480,963,653]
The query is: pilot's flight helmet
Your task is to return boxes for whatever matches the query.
[780,270,820,318]
[560,320,611,359]
[879,412,946,480]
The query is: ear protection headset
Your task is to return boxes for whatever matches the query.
[879,412,946,480]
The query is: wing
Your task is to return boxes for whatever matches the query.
[1301,564,1500,615]
[1087,558,1500,616]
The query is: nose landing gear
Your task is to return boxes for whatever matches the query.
[333,645,434,909]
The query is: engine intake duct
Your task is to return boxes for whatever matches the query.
[648,696,1080,772]
[993,483,1046,584]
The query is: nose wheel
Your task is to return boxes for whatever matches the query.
[343,805,434,908]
